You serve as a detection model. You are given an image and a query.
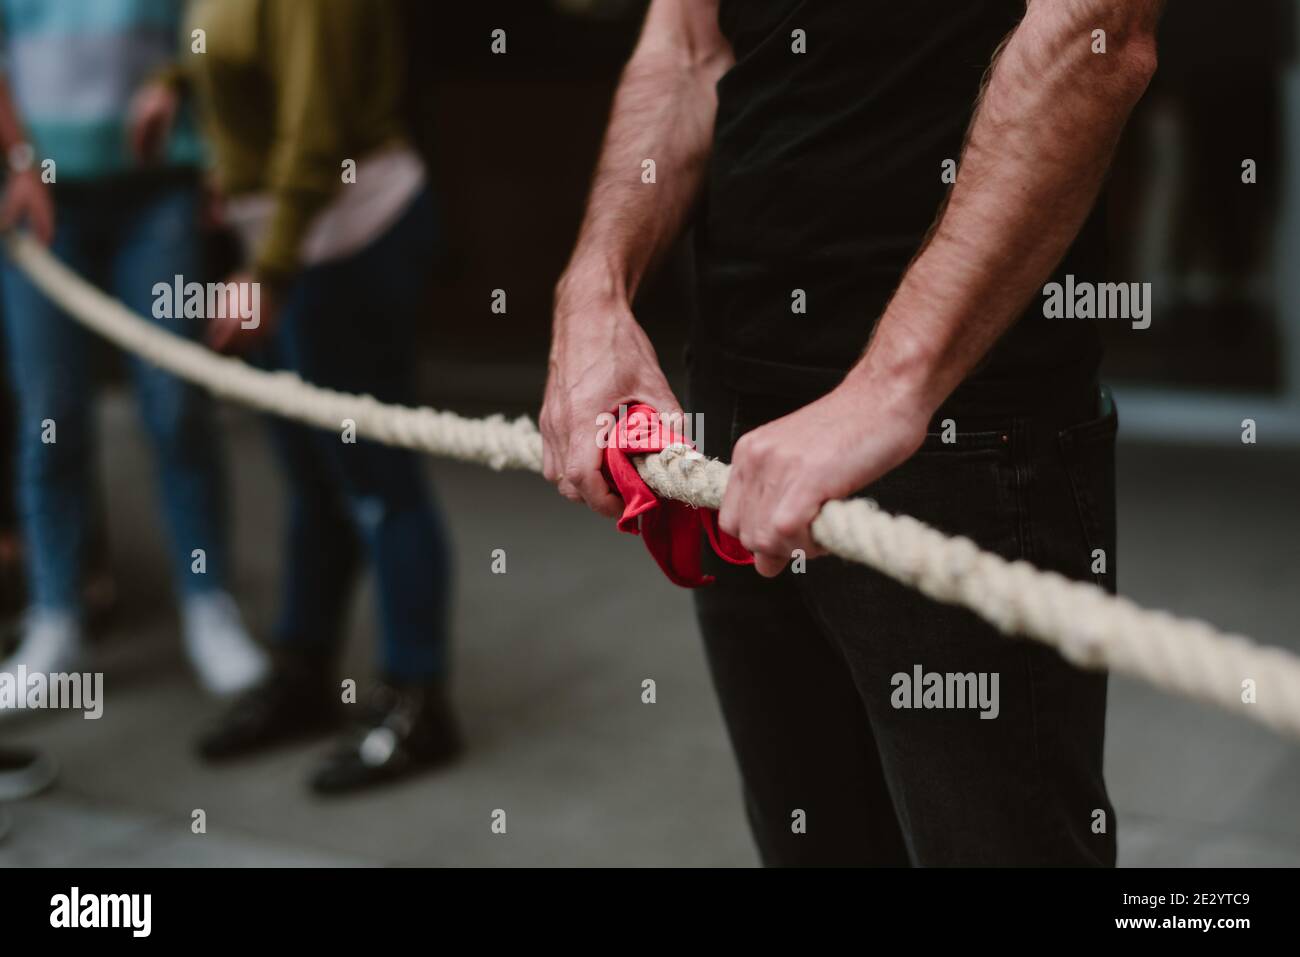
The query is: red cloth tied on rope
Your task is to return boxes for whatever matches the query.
[603,403,753,588]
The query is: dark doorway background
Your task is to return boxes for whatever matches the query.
[415,1,1294,409]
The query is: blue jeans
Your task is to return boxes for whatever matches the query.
[262,188,453,683]
[1,175,231,613]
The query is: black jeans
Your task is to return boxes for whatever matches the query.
[689,358,1118,867]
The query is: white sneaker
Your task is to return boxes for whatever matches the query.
[0,609,85,693]
[181,591,269,697]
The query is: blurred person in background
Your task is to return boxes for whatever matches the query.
[0,297,56,846]
[0,0,267,697]
[179,0,460,795]
[0,298,19,628]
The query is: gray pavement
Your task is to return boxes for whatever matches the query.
[0,394,1297,866]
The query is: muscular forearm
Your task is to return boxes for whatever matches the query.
[542,0,732,516]
[852,0,1162,414]
[556,2,732,314]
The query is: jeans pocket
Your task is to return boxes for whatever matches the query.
[917,424,1012,455]
[729,391,807,453]
[1057,388,1119,591]
[871,419,1023,562]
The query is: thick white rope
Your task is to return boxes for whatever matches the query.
[5,231,1300,738]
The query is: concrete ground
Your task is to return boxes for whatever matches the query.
[1,393,1298,867]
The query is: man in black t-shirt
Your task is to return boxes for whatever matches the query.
[543,0,1164,865]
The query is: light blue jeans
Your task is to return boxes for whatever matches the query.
[1,173,231,614]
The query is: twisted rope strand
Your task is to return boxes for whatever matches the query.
[6,232,1298,738]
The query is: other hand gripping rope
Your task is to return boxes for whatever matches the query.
[6,231,1300,739]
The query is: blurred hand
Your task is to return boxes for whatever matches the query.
[0,170,54,245]
[719,373,930,577]
[206,272,279,355]
[127,81,180,165]
[541,294,681,518]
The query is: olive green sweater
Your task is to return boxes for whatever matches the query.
[185,0,411,282]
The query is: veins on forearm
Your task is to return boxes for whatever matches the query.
[862,0,1160,405]
[566,54,720,303]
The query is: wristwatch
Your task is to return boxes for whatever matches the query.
[7,141,35,175]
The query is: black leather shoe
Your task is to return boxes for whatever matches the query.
[196,654,341,761]
[310,680,462,795]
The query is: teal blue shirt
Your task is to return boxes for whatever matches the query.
[0,0,203,181]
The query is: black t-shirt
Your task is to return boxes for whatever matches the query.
[694,0,1107,405]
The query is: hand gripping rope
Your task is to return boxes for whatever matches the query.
[5,231,1300,739]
